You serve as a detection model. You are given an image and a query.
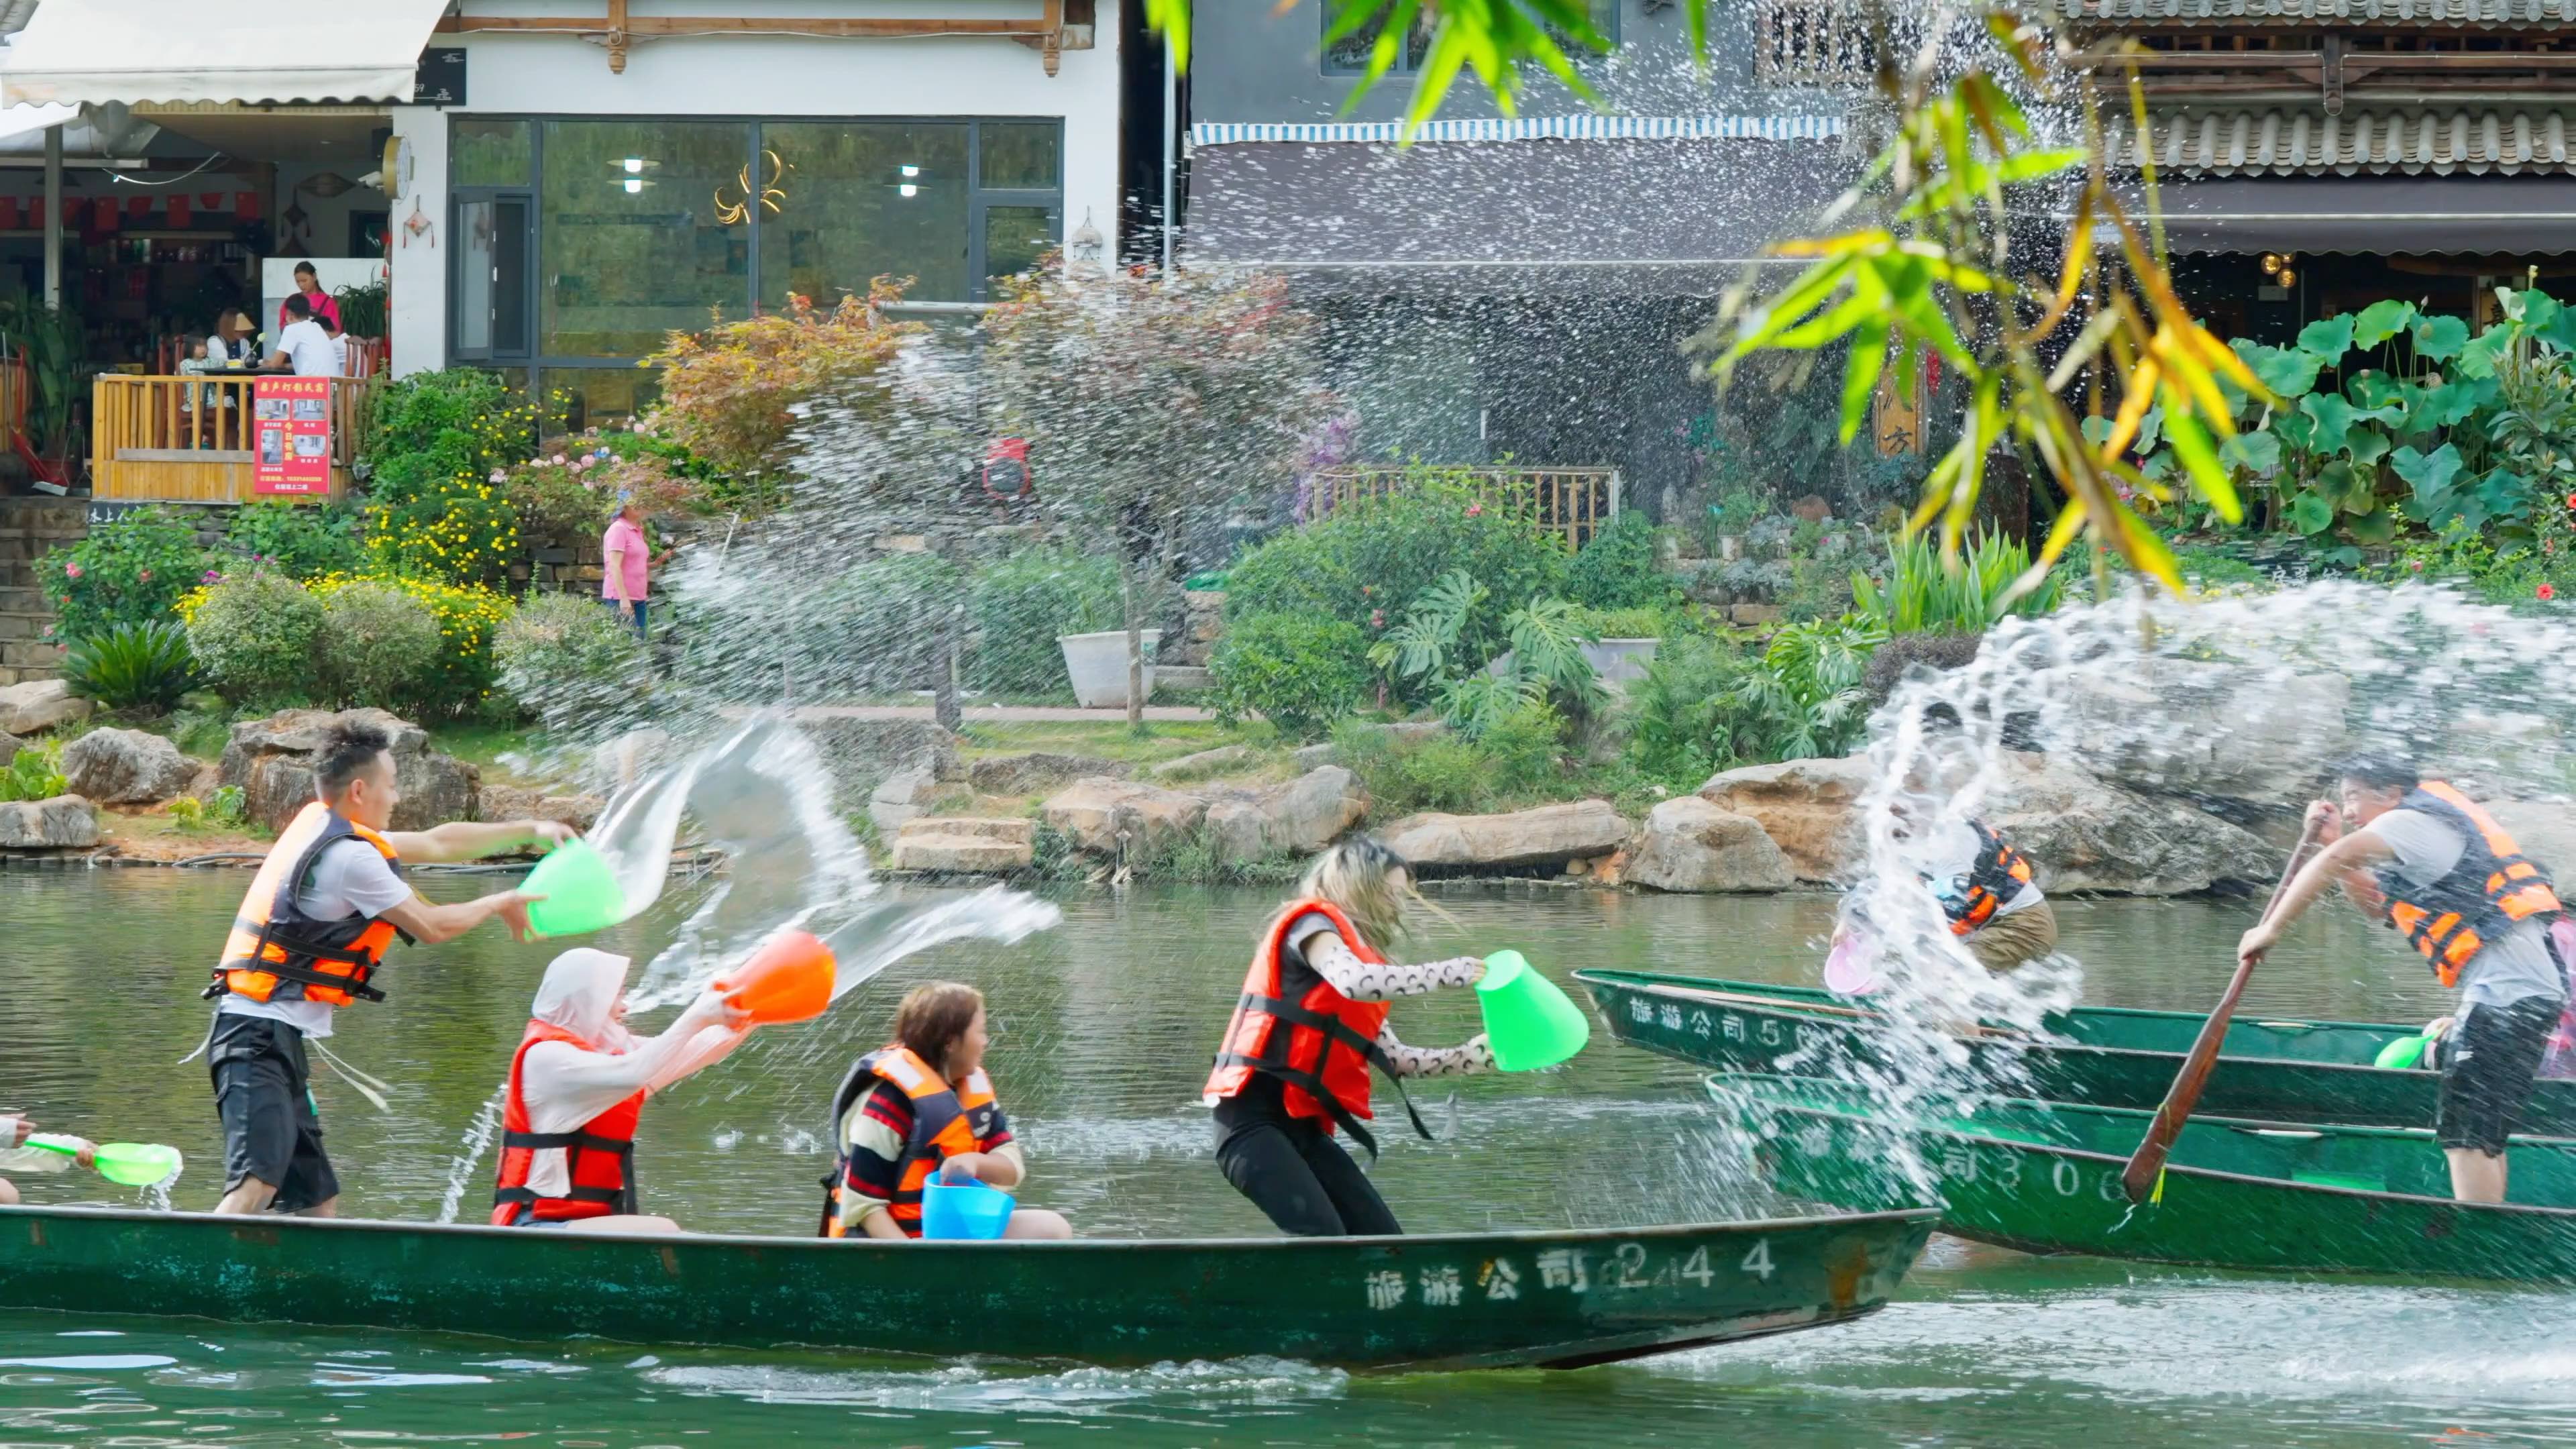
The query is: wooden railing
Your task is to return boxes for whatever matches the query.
[1756,0,1872,86]
[91,374,378,504]
[1311,465,1622,549]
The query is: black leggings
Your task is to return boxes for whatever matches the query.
[1214,1104,1403,1238]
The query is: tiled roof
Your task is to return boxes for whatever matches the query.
[1189,115,1844,146]
[2107,107,2576,173]
[2058,0,2576,24]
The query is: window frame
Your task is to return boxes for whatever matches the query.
[444,113,1065,391]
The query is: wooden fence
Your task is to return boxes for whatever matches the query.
[91,374,378,504]
[1309,465,1623,549]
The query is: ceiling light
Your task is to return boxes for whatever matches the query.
[898,183,918,199]
[623,178,643,194]
[624,158,643,174]
[900,164,920,178]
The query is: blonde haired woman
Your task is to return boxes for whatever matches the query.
[1202,837,1494,1236]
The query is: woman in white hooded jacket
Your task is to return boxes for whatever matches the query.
[491,948,749,1233]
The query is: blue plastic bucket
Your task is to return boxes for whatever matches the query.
[920,1175,1016,1240]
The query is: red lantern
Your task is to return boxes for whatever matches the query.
[981,437,1033,498]
[57,196,81,231]
[0,197,21,231]
[166,193,189,228]
[233,191,258,221]
[93,199,119,233]
[125,196,147,219]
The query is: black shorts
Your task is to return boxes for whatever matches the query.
[2435,996,2562,1155]
[208,1012,341,1212]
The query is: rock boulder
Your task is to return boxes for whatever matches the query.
[1698,756,1875,881]
[219,708,478,833]
[0,794,97,849]
[1205,766,1368,863]
[1984,752,2281,895]
[62,727,195,806]
[891,816,1036,873]
[2068,661,2349,811]
[1625,797,1796,893]
[967,751,1125,796]
[1379,799,1632,871]
[868,767,972,839]
[794,714,961,812]
[0,678,89,735]
[1151,744,1254,781]
[1040,777,1211,857]
[475,783,605,832]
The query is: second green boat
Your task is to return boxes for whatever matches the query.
[1717,1073,2576,1283]
[1579,967,2576,1136]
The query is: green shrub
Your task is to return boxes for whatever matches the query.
[1562,511,1678,610]
[494,590,647,729]
[362,368,550,586]
[1852,532,2060,635]
[1210,612,1371,741]
[1,739,66,802]
[1475,700,1570,794]
[316,582,442,710]
[223,500,366,581]
[1226,471,1568,682]
[62,620,200,712]
[186,571,325,706]
[1621,633,1774,785]
[166,784,250,835]
[968,549,1124,695]
[1860,630,1985,706]
[364,368,547,481]
[1566,604,1674,639]
[815,551,971,694]
[1330,719,1493,815]
[42,506,213,641]
[309,573,513,717]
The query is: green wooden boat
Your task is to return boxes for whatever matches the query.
[1578,967,2576,1135]
[0,1203,1935,1371]
[1716,1072,2576,1283]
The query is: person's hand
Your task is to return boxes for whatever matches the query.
[614,597,635,622]
[939,1153,988,1185]
[73,1142,95,1169]
[525,820,578,850]
[2304,800,2343,844]
[493,891,543,943]
[2425,1015,2454,1040]
[653,547,677,566]
[2,1115,28,1149]
[681,988,753,1033]
[2237,919,2281,967]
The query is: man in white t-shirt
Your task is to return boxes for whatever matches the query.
[264,293,337,377]
[208,720,576,1218]
[2238,756,2569,1203]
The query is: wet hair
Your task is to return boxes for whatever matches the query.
[2335,755,2420,795]
[1289,835,1450,948]
[1921,702,1964,732]
[315,721,393,798]
[294,260,317,280]
[282,293,313,320]
[892,981,984,1073]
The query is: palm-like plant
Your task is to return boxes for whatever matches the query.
[1853,534,2063,636]
[1732,616,1886,761]
[62,619,201,713]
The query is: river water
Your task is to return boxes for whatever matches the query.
[1,868,2567,1447]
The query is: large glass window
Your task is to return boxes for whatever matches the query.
[451,119,531,186]
[541,120,750,358]
[759,123,971,308]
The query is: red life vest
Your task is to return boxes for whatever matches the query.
[490,1020,642,1225]
[209,800,408,1008]
[1939,821,2036,937]
[1201,898,1432,1160]
[2376,782,2565,988]
[819,1046,1004,1238]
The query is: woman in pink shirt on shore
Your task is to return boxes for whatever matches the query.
[601,492,669,635]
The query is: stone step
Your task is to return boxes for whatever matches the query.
[0,663,56,686]
[894,815,1034,846]
[890,832,1034,873]
[0,584,52,610]
[1,639,66,668]
[1152,665,1214,695]
[0,610,56,641]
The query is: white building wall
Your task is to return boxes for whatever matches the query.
[388,6,1122,376]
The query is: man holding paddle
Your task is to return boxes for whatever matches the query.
[2235,757,2568,1203]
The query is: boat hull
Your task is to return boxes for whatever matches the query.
[1579,969,2576,1135]
[1717,1073,2576,1283]
[0,1203,1936,1371]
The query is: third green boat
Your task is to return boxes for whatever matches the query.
[1578,968,2576,1135]
[1717,1072,2576,1283]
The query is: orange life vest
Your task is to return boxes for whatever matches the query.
[1936,822,2035,936]
[1200,898,1432,1160]
[208,800,407,1008]
[490,1020,643,1224]
[819,1046,1004,1238]
[2376,782,2564,988]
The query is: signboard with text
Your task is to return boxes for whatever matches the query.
[253,378,334,496]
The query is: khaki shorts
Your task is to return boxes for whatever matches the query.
[1967,900,2058,971]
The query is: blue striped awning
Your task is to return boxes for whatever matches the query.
[1188,115,1846,147]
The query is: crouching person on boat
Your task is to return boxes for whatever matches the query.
[1205,837,1495,1238]
[2237,756,2569,1204]
[1833,812,2057,973]
[0,1114,91,1204]
[208,720,576,1218]
[821,981,1072,1241]
[492,949,750,1232]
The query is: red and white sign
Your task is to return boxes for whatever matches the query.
[253,377,333,495]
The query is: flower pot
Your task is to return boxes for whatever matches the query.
[1580,638,1660,690]
[1058,629,1161,708]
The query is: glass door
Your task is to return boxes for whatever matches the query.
[452,189,533,363]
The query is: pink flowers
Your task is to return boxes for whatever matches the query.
[62,561,80,579]
[201,568,223,584]
[2565,492,2576,510]
[2408,559,2424,572]
[1370,609,1385,628]
[137,569,151,582]
[1464,503,1483,518]
[2542,584,2559,602]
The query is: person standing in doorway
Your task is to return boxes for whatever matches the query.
[206,720,575,1218]
[278,260,341,335]
[602,491,670,637]
[2237,756,2568,1204]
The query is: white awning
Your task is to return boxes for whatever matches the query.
[0,0,452,107]
[0,101,73,145]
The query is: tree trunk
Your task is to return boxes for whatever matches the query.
[934,604,962,733]
[1120,557,1145,735]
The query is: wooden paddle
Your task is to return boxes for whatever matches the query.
[2118,816,2327,1203]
